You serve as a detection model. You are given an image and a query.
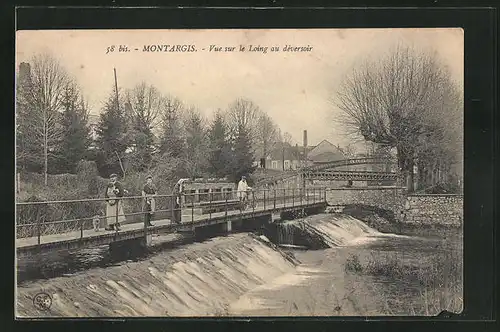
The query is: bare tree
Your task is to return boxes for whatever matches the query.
[225,98,262,144]
[255,113,280,161]
[342,144,357,158]
[334,45,462,191]
[17,54,71,185]
[123,82,163,172]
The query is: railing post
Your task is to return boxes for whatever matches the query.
[292,188,295,207]
[225,196,228,217]
[115,200,119,233]
[37,218,41,245]
[274,189,276,209]
[264,190,266,210]
[283,188,286,207]
[80,218,84,240]
[191,193,194,223]
[252,190,255,213]
[209,192,212,220]
[313,187,316,204]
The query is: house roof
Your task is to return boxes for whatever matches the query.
[307,140,345,163]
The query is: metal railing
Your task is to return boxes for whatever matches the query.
[16,187,327,247]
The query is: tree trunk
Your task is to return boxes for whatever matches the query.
[406,158,414,193]
[44,116,48,186]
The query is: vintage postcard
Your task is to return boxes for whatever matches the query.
[15,28,463,317]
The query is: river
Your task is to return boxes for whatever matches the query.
[16,213,463,317]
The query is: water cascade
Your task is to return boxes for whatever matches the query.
[17,234,298,317]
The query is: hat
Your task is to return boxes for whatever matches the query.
[146,175,153,180]
[110,173,118,178]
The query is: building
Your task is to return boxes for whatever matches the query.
[263,143,303,170]
[262,139,348,171]
[306,140,345,165]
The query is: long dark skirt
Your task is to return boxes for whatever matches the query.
[172,202,181,224]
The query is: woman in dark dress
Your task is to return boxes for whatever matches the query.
[105,173,126,231]
[142,175,157,226]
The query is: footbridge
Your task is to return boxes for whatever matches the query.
[16,188,327,257]
[256,157,399,187]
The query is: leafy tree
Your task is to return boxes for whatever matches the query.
[56,83,91,173]
[159,96,185,158]
[208,110,232,177]
[95,88,129,178]
[228,124,256,183]
[183,107,209,177]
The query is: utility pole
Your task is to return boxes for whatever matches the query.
[113,68,125,179]
[302,130,307,190]
[114,68,120,110]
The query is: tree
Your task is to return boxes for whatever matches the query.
[255,113,279,163]
[335,45,462,192]
[159,96,185,158]
[183,107,209,177]
[95,88,129,178]
[229,124,256,182]
[56,82,91,173]
[16,62,42,173]
[208,110,232,177]
[16,54,71,185]
[225,98,262,149]
[124,83,162,172]
[275,130,294,170]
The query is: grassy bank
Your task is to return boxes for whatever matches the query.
[344,245,463,315]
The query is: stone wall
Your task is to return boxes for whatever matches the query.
[326,187,406,213]
[403,194,463,226]
[325,187,463,226]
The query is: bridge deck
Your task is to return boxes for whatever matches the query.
[16,200,325,252]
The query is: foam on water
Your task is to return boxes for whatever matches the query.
[296,214,382,247]
[16,234,298,317]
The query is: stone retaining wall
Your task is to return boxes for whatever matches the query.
[326,187,463,226]
[403,194,463,226]
[326,187,406,213]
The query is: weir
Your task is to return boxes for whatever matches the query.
[16,213,403,317]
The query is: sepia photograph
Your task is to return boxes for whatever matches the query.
[15,28,463,317]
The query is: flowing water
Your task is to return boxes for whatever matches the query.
[16,213,462,317]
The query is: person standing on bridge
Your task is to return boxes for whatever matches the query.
[237,176,252,210]
[142,175,157,227]
[105,173,126,231]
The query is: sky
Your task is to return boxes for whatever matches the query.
[16,28,463,149]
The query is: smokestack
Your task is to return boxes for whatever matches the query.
[303,130,308,148]
[18,62,31,83]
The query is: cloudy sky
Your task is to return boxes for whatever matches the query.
[16,28,463,149]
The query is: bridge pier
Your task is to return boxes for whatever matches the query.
[109,238,148,260]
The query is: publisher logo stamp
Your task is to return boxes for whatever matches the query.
[33,292,52,311]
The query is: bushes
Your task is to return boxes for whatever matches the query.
[16,159,187,237]
[343,250,463,315]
